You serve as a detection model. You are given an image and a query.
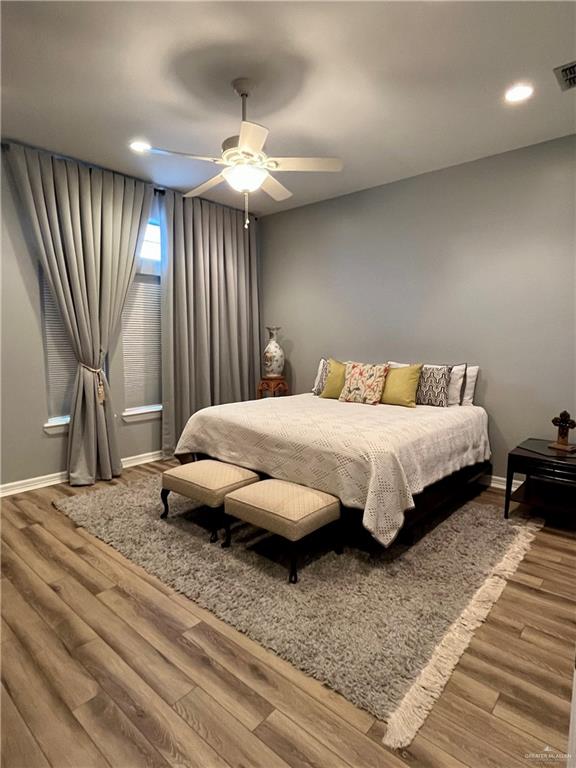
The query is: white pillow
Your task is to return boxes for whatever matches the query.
[461,366,479,406]
[447,364,467,406]
[387,361,410,368]
[311,358,329,395]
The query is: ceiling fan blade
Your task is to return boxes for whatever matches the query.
[183,173,226,198]
[261,175,292,201]
[238,121,269,154]
[149,146,225,164]
[268,157,343,172]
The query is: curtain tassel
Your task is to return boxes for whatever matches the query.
[80,363,105,403]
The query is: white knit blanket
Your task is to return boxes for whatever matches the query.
[175,394,491,545]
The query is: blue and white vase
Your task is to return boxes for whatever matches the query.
[263,326,285,378]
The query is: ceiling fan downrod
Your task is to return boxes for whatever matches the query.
[232,77,251,122]
[235,79,252,229]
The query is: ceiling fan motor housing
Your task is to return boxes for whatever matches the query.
[221,136,274,169]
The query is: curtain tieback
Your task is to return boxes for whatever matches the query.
[80,363,106,404]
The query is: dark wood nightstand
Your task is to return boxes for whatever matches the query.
[504,438,576,518]
[257,377,289,398]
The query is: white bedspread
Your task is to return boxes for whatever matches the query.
[175,394,491,545]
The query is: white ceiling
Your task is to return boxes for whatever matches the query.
[2,1,575,216]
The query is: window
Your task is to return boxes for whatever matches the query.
[121,222,162,416]
[40,273,77,426]
[40,221,162,429]
[137,220,161,276]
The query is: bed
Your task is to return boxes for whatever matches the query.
[175,394,491,546]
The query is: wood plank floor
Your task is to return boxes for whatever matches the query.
[1,461,574,768]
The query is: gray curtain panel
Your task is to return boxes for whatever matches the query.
[160,193,260,455]
[8,144,153,485]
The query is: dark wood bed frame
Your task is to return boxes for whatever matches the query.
[396,459,492,542]
[177,452,493,545]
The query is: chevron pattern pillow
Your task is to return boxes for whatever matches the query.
[416,365,452,407]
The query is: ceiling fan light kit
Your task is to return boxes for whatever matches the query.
[129,78,343,227]
[222,164,268,192]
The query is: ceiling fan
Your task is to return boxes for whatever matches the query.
[129,78,343,227]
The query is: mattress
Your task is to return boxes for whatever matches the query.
[175,394,491,545]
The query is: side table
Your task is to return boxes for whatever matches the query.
[504,438,576,518]
[257,377,289,398]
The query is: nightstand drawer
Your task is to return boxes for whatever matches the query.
[530,464,576,484]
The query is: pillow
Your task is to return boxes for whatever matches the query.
[387,361,409,368]
[449,363,467,406]
[416,365,452,407]
[320,358,347,399]
[339,362,388,405]
[461,365,479,406]
[381,364,423,407]
[311,358,329,395]
[425,363,467,406]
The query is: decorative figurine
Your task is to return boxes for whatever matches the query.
[550,410,576,453]
[263,326,285,378]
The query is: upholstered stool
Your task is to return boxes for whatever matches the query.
[224,479,342,583]
[161,460,259,542]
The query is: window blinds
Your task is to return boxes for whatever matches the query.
[40,273,77,420]
[121,274,162,409]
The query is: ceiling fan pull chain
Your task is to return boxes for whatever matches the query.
[244,192,250,229]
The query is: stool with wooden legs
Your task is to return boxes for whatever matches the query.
[160,460,259,542]
[223,479,342,583]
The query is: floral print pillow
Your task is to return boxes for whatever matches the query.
[339,362,389,405]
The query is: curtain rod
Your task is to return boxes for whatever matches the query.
[0,139,258,216]
[2,138,258,217]
[1,138,260,217]
[1,138,167,193]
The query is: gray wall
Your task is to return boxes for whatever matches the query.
[260,136,576,476]
[1,160,161,484]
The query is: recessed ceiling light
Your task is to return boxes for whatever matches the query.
[504,83,534,104]
[129,140,151,153]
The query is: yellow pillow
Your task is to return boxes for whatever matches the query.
[381,364,423,407]
[320,358,347,399]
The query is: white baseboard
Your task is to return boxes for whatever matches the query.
[0,470,68,498]
[0,450,164,498]
[481,474,522,492]
[121,450,163,469]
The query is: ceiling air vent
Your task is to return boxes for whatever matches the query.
[554,61,576,91]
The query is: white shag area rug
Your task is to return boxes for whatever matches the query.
[56,479,540,748]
